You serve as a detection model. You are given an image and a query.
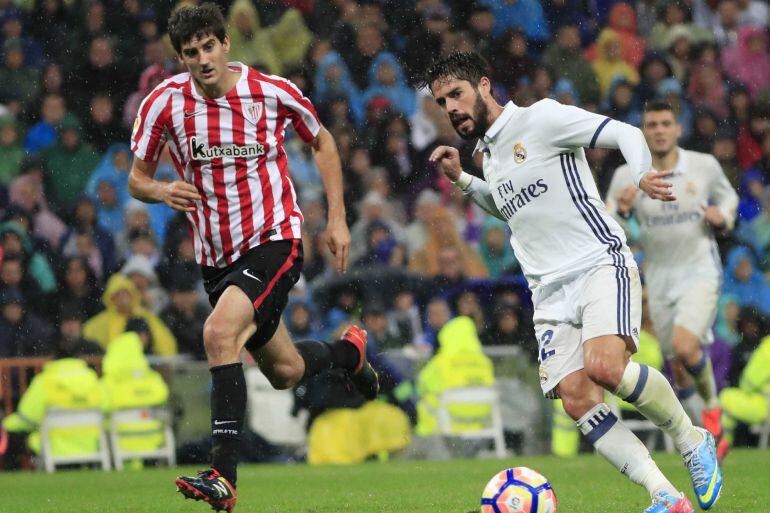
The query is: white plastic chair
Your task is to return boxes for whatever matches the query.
[109,407,176,470]
[436,386,506,458]
[749,393,770,450]
[40,408,111,473]
[606,394,674,453]
[244,368,307,447]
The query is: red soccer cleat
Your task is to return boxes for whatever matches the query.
[176,468,237,512]
[340,325,380,400]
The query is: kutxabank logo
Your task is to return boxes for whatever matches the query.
[189,136,264,160]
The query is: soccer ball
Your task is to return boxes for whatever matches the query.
[480,467,557,513]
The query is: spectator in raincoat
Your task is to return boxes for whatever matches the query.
[2,345,103,457]
[85,143,132,206]
[83,273,177,356]
[362,53,415,118]
[478,217,517,278]
[0,220,56,294]
[592,28,640,98]
[313,51,363,125]
[416,316,495,437]
[722,246,770,315]
[41,115,99,212]
[226,0,311,75]
[719,332,770,445]
[478,0,549,43]
[722,25,770,100]
[542,24,601,105]
[0,115,23,186]
[101,320,170,455]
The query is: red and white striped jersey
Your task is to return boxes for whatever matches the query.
[131,62,321,268]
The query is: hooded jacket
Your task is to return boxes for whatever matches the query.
[41,116,100,211]
[592,28,640,97]
[722,26,770,100]
[416,317,495,436]
[362,53,416,117]
[2,358,103,455]
[101,332,169,452]
[722,246,770,314]
[314,51,363,125]
[0,220,56,293]
[82,273,177,356]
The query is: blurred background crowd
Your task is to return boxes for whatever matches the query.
[1,0,770,465]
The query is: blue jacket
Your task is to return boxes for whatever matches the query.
[362,52,416,117]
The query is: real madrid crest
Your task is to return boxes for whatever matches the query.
[514,142,527,163]
[539,366,548,385]
[686,180,697,195]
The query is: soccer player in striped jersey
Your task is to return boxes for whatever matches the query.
[128,4,378,511]
[426,52,722,513]
[607,101,738,463]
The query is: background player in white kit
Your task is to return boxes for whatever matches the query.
[607,101,738,463]
[425,52,722,513]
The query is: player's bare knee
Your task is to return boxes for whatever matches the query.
[203,319,240,361]
[673,340,700,366]
[560,394,598,421]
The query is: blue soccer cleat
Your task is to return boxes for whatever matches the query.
[683,427,723,510]
[643,492,695,513]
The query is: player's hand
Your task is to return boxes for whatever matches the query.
[325,217,351,273]
[615,186,638,216]
[162,180,198,212]
[639,170,676,202]
[429,145,462,182]
[702,205,726,228]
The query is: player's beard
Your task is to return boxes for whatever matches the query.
[450,92,490,140]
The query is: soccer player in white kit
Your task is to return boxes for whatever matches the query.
[607,101,738,463]
[425,52,722,513]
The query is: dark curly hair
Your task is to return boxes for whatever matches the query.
[167,2,226,54]
[418,51,491,93]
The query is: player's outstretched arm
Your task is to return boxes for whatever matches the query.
[638,170,676,202]
[539,100,675,201]
[311,126,350,273]
[128,157,199,212]
[429,145,506,221]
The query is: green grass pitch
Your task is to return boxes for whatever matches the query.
[0,449,767,512]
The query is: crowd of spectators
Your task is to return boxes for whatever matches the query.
[0,0,769,402]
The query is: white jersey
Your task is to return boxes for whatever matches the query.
[606,148,738,302]
[467,99,638,291]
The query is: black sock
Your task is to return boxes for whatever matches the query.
[210,363,246,486]
[296,339,359,377]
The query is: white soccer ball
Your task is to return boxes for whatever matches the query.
[480,467,557,513]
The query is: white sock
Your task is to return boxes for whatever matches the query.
[614,361,703,455]
[679,386,705,426]
[685,353,720,410]
[577,403,678,499]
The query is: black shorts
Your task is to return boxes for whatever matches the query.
[202,239,303,350]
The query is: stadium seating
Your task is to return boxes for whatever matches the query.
[435,386,506,458]
[108,407,176,470]
[749,393,770,450]
[39,408,111,473]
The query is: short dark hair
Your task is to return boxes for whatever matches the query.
[643,100,674,114]
[167,2,226,54]
[419,51,490,92]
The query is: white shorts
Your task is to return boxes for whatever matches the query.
[647,279,719,358]
[533,265,642,398]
